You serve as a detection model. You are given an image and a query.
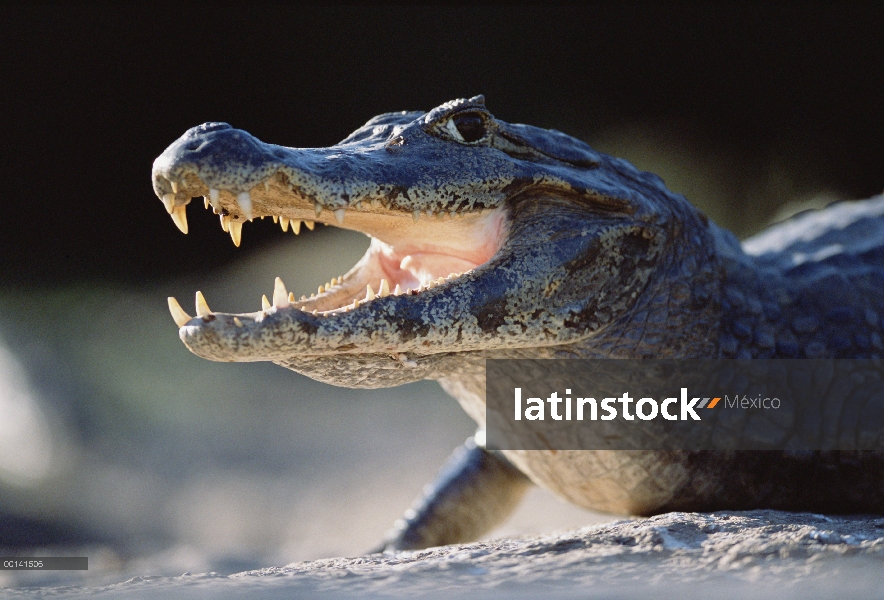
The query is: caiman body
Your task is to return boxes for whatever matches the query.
[152,96,884,550]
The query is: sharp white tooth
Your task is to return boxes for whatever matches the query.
[204,197,210,209]
[263,181,270,192]
[413,209,420,222]
[272,216,279,223]
[220,214,230,232]
[334,208,345,224]
[167,297,192,327]
[280,217,290,232]
[288,292,296,303]
[300,306,307,311]
[354,201,362,210]
[162,193,176,214]
[312,309,318,315]
[300,295,307,302]
[233,317,244,327]
[379,279,390,297]
[171,205,188,234]
[314,202,323,217]
[195,291,211,317]
[229,220,242,247]
[304,221,315,230]
[394,284,402,296]
[318,284,325,294]
[365,284,375,301]
[262,295,271,310]
[292,220,301,235]
[170,181,179,194]
[236,191,253,221]
[436,277,446,285]
[273,277,289,307]
[353,298,360,309]
[209,188,220,210]
[371,199,380,209]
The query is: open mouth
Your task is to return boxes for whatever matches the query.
[159,176,509,325]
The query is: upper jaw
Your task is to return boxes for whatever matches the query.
[151,120,522,239]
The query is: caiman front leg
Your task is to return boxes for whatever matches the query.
[372,434,532,552]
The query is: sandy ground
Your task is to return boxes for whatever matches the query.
[6,511,884,599]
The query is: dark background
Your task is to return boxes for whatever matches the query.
[3,4,883,286]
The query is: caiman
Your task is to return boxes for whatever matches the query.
[151,96,884,551]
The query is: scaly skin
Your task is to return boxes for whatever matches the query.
[152,96,884,545]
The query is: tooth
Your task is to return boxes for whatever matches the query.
[334,208,345,224]
[162,193,176,214]
[229,220,242,247]
[394,284,402,296]
[170,181,179,194]
[312,309,318,316]
[365,284,375,301]
[379,279,390,297]
[209,188,220,210]
[300,295,307,302]
[204,197,210,209]
[220,214,230,232]
[272,216,279,223]
[354,201,362,210]
[353,298,360,309]
[304,221,315,230]
[280,217,290,232]
[318,285,325,294]
[413,209,420,222]
[288,292,296,303]
[263,181,270,192]
[314,202,323,217]
[292,220,301,235]
[233,317,244,327]
[167,297,192,327]
[436,277,446,285]
[236,192,253,221]
[371,199,380,209]
[273,277,289,307]
[195,291,211,317]
[262,295,271,310]
[171,205,188,234]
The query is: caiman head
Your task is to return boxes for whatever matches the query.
[152,96,721,387]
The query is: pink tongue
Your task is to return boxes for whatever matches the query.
[399,253,477,285]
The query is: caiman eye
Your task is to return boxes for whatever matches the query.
[444,111,487,143]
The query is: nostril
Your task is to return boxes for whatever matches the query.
[185,140,204,151]
[198,122,233,133]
